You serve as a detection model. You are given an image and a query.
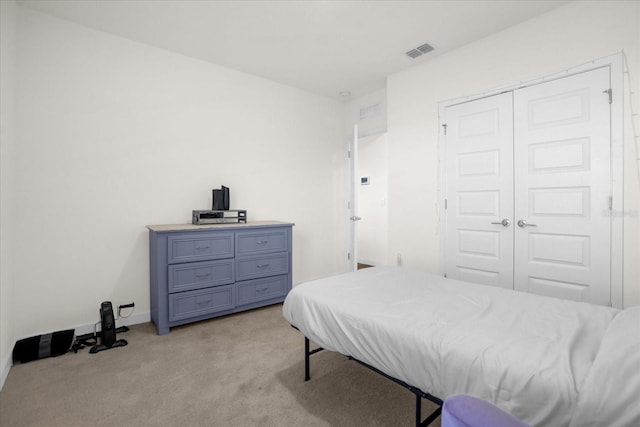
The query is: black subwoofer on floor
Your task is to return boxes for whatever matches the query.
[12,329,75,364]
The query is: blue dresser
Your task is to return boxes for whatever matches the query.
[147,221,293,335]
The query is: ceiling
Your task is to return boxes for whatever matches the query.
[17,0,570,101]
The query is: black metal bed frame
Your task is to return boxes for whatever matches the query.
[302,334,443,427]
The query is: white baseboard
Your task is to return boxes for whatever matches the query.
[73,310,150,336]
[0,351,11,391]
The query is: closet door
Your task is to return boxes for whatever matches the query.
[513,67,612,305]
[443,92,514,288]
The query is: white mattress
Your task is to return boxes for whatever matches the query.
[569,305,640,427]
[282,266,620,427]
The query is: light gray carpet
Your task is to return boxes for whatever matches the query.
[0,304,440,426]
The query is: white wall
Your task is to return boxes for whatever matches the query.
[386,1,640,306]
[343,88,387,138]
[7,4,346,355]
[1,0,18,388]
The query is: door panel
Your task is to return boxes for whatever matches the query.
[513,67,611,305]
[527,277,590,301]
[444,92,514,288]
[443,67,613,306]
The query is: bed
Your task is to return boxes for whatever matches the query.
[282,266,640,427]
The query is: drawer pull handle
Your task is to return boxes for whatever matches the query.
[196,300,212,306]
[195,245,210,251]
[256,287,268,293]
[256,240,268,245]
[195,273,211,279]
[256,263,270,269]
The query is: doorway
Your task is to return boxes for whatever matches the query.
[440,57,623,307]
[357,133,389,268]
[348,128,389,271]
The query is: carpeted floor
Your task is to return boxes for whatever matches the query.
[0,304,440,427]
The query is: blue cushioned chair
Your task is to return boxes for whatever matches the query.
[442,395,530,427]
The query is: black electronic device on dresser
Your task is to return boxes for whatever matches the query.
[212,185,230,210]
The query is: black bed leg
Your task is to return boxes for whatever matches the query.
[304,336,310,381]
[295,329,442,426]
[415,392,442,427]
[299,333,323,382]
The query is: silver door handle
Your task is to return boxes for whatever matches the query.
[517,219,537,228]
[350,216,362,221]
[491,219,511,227]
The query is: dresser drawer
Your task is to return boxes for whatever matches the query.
[236,228,288,256]
[167,232,234,264]
[168,259,234,293]
[237,275,288,306]
[169,285,234,321]
[236,252,289,281]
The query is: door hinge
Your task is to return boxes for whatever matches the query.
[348,150,351,159]
[444,272,447,278]
[609,196,613,211]
[444,199,448,210]
[442,123,448,135]
[603,88,612,104]
[347,252,351,261]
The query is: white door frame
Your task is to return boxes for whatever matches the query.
[438,53,624,308]
[348,124,359,271]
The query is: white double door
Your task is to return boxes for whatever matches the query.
[444,67,612,306]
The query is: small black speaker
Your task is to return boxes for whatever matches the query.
[212,185,230,210]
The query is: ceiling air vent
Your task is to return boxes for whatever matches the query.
[360,103,381,120]
[406,42,434,59]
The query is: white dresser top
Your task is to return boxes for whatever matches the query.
[146,220,294,232]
